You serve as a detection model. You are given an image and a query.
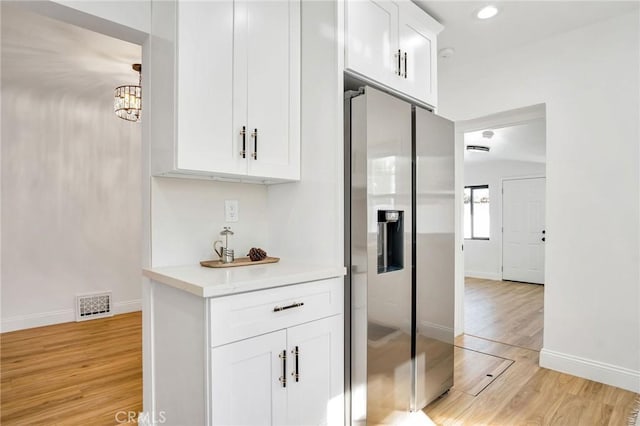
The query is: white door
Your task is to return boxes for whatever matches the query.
[345,0,400,88]
[238,0,300,181]
[502,178,546,284]
[398,2,437,106]
[211,330,287,426]
[176,1,245,175]
[286,315,344,426]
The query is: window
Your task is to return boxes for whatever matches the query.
[464,185,490,239]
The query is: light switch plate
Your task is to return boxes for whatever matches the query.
[225,200,239,222]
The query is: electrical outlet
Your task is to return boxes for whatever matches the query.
[225,200,239,222]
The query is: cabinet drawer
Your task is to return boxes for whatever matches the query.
[209,278,343,347]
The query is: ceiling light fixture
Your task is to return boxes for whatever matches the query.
[482,130,495,139]
[476,5,499,20]
[114,63,142,122]
[467,145,490,152]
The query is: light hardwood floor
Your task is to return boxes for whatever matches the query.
[424,278,639,425]
[1,298,637,425]
[1,312,141,425]
[464,277,544,351]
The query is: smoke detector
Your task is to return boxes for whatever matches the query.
[482,130,495,139]
[438,47,455,59]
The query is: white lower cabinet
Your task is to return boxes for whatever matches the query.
[149,277,344,425]
[211,315,343,426]
[211,330,288,426]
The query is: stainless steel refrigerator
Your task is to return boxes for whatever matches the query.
[344,86,455,425]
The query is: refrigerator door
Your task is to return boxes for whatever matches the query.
[350,86,413,425]
[413,106,455,409]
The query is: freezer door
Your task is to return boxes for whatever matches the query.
[413,107,455,409]
[350,86,413,425]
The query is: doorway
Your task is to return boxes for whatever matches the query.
[457,104,546,352]
[502,177,546,284]
[1,2,146,423]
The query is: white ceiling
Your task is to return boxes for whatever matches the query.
[416,1,639,69]
[464,119,546,164]
[1,3,141,100]
[416,1,636,166]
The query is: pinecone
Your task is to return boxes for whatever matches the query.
[248,247,267,261]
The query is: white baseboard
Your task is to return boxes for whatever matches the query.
[540,348,640,393]
[1,299,142,333]
[419,321,455,342]
[115,299,142,314]
[465,270,502,281]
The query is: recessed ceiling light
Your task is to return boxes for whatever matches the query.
[482,130,495,139]
[477,5,499,20]
[467,145,490,152]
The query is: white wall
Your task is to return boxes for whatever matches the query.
[440,11,640,392]
[267,0,343,267]
[1,87,142,332]
[151,178,268,267]
[464,160,545,280]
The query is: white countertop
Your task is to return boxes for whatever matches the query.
[143,260,347,298]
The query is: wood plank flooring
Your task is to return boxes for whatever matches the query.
[1,290,637,426]
[464,277,544,351]
[1,312,142,425]
[452,346,513,397]
[425,277,639,425]
[426,335,639,425]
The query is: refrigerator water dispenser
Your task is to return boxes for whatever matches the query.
[377,210,404,273]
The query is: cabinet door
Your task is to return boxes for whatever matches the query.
[287,315,344,426]
[176,1,246,175]
[236,0,300,181]
[345,0,400,88]
[398,2,438,107]
[211,330,287,426]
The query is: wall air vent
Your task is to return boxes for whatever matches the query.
[75,291,113,321]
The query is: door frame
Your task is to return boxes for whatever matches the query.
[453,103,546,336]
[501,175,546,283]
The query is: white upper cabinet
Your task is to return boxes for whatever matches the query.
[151,0,301,183]
[238,0,300,181]
[345,0,399,89]
[345,0,443,108]
[176,1,242,176]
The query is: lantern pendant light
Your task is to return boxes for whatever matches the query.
[114,63,142,122]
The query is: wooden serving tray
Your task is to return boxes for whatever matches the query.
[200,256,280,268]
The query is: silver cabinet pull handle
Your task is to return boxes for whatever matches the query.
[273,302,304,312]
[240,126,246,158]
[291,346,300,382]
[403,52,407,78]
[279,350,287,387]
[251,128,258,160]
[396,49,401,76]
